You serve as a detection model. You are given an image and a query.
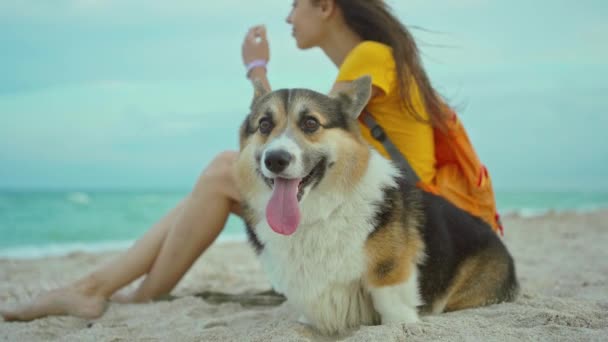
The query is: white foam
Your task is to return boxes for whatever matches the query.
[500,205,608,218]
[216,232,248,243]
[66,192,91,205]
[0,233,249,260]
[0,240,134,259]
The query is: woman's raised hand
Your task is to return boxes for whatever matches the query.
[242,25,270,65]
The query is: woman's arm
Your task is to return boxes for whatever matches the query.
[248,68,271,92]
[242,25,271,92]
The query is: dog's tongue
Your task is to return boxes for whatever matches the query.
[266,177,301,236]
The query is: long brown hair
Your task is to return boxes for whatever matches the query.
[316,0,450,128]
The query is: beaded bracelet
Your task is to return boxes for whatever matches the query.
[246,59,267,79]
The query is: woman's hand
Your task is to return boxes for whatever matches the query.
[242,25,270,65]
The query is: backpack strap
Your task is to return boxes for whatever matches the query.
[360,111,420,183]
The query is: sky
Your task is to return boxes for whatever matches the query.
[0,0,607,191]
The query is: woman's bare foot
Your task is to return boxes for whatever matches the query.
[111,291,171,304]
[109,291,139,304]
[1,285,107,322]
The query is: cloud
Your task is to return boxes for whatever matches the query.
[0,0,286,20]
[1,0,607,189]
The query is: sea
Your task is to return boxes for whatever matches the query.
[1,189,607,259]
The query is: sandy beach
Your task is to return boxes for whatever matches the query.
[1,210,607,341]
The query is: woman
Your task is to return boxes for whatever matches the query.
[1,0,495,321]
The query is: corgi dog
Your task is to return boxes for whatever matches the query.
[235,76,518,335]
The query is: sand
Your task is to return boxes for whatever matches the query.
[1,210,607,341]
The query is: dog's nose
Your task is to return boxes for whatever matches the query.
[264,150,293,174]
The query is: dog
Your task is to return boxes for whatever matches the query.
[235,76,518,335]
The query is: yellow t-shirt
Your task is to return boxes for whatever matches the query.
[336,41,436,184]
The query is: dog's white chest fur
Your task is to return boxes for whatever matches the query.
[258,215,370,294]
[256,200,379,334]
[252,152,399,333]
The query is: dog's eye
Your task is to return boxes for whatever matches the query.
[258,118,274,135]
[301,117,320,133]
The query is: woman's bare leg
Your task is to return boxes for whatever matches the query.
[129,151,241,301]
[0,201,182,321]
[1,151,241,321]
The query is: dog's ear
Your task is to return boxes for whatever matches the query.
[332,75,372,119]
[251,80,269,108]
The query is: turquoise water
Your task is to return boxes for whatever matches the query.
[1,190,607,258]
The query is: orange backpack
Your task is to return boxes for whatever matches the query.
[361,109,503,235]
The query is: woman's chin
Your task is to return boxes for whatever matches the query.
[295,40,314,50]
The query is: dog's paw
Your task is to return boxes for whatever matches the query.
[381,307,419,325]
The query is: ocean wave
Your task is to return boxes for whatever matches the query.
[67,192,91,205]
[0,240,134,259]
[0,233,249,260]
[500,204,608,218]
[216,232,248,244]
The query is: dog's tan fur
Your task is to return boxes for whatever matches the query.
[365,220,424,287]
